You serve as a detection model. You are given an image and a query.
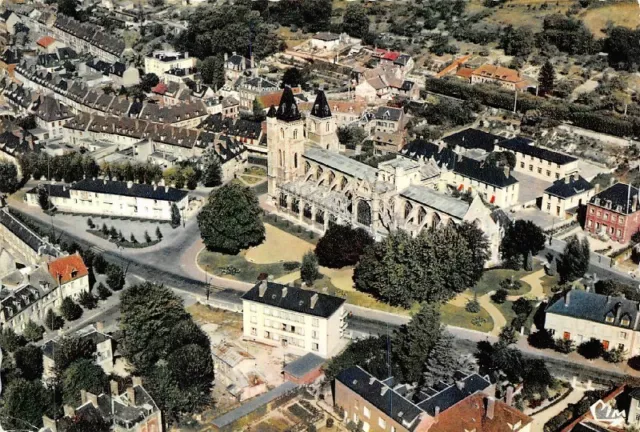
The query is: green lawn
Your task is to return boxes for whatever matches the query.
[240,175,264,185]
[472,268,533,296]
[540,274,560,296]
[245,166,267,177]
[198,250,295,282]
[441,303,494,333]
[263,216,319,245]
[494,300,517,327]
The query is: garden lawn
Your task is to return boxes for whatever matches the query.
[263,215,319,245]
[494,300,517,328]
[473,268,534,296]
[240,175,264,185]
[245,166,267,177]
[441,303,494,333]
[540,274,560,296]
[198,249,293,282]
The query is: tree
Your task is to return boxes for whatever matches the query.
[60,297,83,321]
[78,291,98,309]
[538,60,556,96]
[140,73,160,92]
[202,147,223,187]
[498,326,518,345]
[63,359,108,405]
[554,338,575,354]
[87,218,94,229]
[301,0,332,32]
[44,309,64,331]
[130,233,138,243]
[342,3,370,38]
[421,332,461,388]
[528,329,555,349]
[96,282,112,300]
[1,379,48,430]
[491,288,508,304]
[458,221,491,281]
[315,224,374,268]
[53,336,96,373]
[171,203,181,228]
[500,220,546,269]
[38,186,51,211]
[577,338,604,360]
[324,336,391,382]
[200,55,225,90]
[0,327,26,352]
[466,294,481,313]
[14,344,43,380]
[512,297,533,316]
[109,226,118,239]
[65,409,111,432]
[282,67,307,88]
[106,265,125,291]
[594,279,640,302]
[144,230,152,243]
[156,226,163,241]
[58,0,78,18]
[392,303,442,383]
[301,252,320,285]
[0,162,18,193]
[198,183,265,254]
[337,125,367,148]
[558,235,590,283]
[500,26,535,57]
[524,250,533,271]
[23,319,44,342]
[93,255,107,274]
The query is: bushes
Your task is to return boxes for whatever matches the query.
[465,297,481,313]
[603,347,625,363]
[528,330,555,349]
[106,265,125,291]
[23,320,45,342]
[554,338,575,354]
[44,309,64,331]
[96,282,112,300]
[491,289,508,304]
[78,291,98,310]
[577,338,604,360]
[60,297,83,321]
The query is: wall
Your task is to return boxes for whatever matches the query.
[585,204,640,244]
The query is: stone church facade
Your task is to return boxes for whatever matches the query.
[266,88,504,265]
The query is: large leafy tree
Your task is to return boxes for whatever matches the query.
[457,221,491,282]
[300,251,320,285]
[281,67,308,89]
[538,60,555,96]
[500,25,535,57]
[14,344,44,380]
[1,378,48,430]
[324,336,392,382]
[62,360,108,405]
[392,303,443,384]
[53,336,96,374]
[421,332,464,389]
[342,3,370,39]
[200,55,225,90]
[499,220,546,269]
[558,235,590,283]
[202,148,222,187]
[315,224,374,268]
[198,183,265,254]
[58,0,78,18]
[301,0,332,31]
[0,162,18,193]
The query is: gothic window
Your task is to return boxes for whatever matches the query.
[278,150,283,167]
[294,153,298,169]
[305,161,311,174]
[418,207,427,225]
[317,166,323,180]
[316,211,324,225]
[279,194,288,208]
[311,121,316,132]
[328,171,335,185]
[326,122,330,132]
[329,214,337,227]
[280,128,284,140]
[293,129,298,139]
[431,213,441,229]
[304,203,312,219]
[357,200,372,226]
[341,177,348,191]
[404,202,413,219]
[292,198,300,213]
[346,192,353,214]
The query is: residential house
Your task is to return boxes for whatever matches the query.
[224,52,253,82]
[546,289,640,356]
[237,76,279,112]
[310,32,340,50]
[25,178,190,221]
[52,15,125,62]
[541,174,595,218]
[469,64,531,91]
[32,95,73,139]
[585,183,640,244]
[144,50,196,76]
[0,208,62,266]
[371,106,406,133]
[298,99,367,128]
[0,9,21,35]
[36,36,64,54]
[212,342,267,401]
[241,280,348,358]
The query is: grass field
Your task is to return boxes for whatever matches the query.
[580,3,640,38]
[198,249,293,281]
[473,268,534,296]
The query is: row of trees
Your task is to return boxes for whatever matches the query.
[18,153,100,183]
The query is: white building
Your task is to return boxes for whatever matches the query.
[241,280,347,358]
[25,179,189,221]
[144,51,196,77]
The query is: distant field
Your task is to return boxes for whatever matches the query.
[580,3,640,38]
[468,0,571,31]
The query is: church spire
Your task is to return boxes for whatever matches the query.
[275,86,301,122]
[310,90,331,118]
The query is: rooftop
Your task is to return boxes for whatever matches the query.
[71,178,189,202]
[589,183,640,214]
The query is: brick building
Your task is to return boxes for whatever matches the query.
[585,183,640,244]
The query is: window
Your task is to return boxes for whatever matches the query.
[251,327,257,336]
[250,315,257,324]
[619,217,625,223]
[563,332,571,340]
[363,407,370,419]
[604,213,609,220]
[620,331,628,339]
[590,208,595,214]
[265,307,271,315]
[312,343,319,351]
[617,229,622,236]
[529,164,533,171]
[250,304,257,312]
[293,129,298,139]
[312,330,318,339]
[588,220,593,227]
[546,170,551,176]
[378,418,386,428]
[606,316,615,323]
[312,318,319,327]
[619,343,626,351]
[363,422,370,432]
[520,162,524,169]
[538,167,542,174]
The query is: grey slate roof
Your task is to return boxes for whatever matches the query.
[283,353,325,379]
[442,128,502,152]
[304,146,377,182]
[337,366,425,431]
[275,86,301,122]
[545,175,593,199]
[0,209,61,256]
[241,281,345,319]
[373,106,403,121]
[313,32,339,41]
[547,290,640,330]
[310,90,331,119]
[400,185,470,219]
[71,178,188,202]
[589,183,639,214]
[498,137,577,165]
[415,373,491,416]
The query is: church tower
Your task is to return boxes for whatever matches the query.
[267,86,305,201]
[307,90,339,152]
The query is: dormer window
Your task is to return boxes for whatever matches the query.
[606,314,615,324]
[622,317,630,326]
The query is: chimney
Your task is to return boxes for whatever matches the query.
[126,386,136,405]
[152,182,157,191]
[224,52,228,62]
[95,321,104,332]
[164,185,169,193]
[127,181,133,189]
[486,397,495,420]
[310,293,319,309]
[564,290,571,307]
[595,183,601,194]
[564,174,570,184]
[63,405,75,418]
[42,415,58,432]
[607,295,611,304]
[258,280,267,297]
[132,376,142,387]
[506,386,514,406]
[503,165,510,178]
[369,377,376,385]
[80,389,87,404]
[110,380,119,396]
[282,287,288,298]
[456,380,465,390]
[435,406,440,421]
[86,391,98,408]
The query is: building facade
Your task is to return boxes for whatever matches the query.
[584,183,640,244]
[241,280,347,358]
[541,174,595,218]
[144,51,196,77]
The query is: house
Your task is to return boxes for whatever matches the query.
[42,322,114,380]
[283,352,325,385]
[36,35,64,54]
[311,32,340,50]
[542,174,595,218]
[237,76,279,112]
[371,106,406,133]
[221,96,239,119]
[25,178,190,221]
[334,366,493,432]
[224,52,253,82]
[31,95,73,140]
[144,50,196,76]
[241,280,348,358]
[585,183,640,244]
[0,9,21,35]
[469,64,530,91]
[0,253,89,334]
[0,208,62,266]
[42,377,163,432]
[298,99,367,128]
[212,342,267,401]
[546,289,640,356]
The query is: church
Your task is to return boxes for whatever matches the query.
[266,87,505,265]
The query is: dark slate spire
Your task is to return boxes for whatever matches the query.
[266,105,276,117]
[275,86,301,122]
[310,90,331,118]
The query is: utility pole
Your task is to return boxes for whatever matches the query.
[513,89,518,114]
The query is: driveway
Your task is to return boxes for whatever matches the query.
[530,387,585,430]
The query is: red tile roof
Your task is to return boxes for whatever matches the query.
[36,36,56,48]
[47,254,88,285]
[381,51,401,61]
[151,82,168,95]
[429,394,533,432]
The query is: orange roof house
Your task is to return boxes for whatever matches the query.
[470,64,530,90]
[36,36,56,49]
[436,54,471,78]
[429,393,533,432]
[47,254,88,285]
